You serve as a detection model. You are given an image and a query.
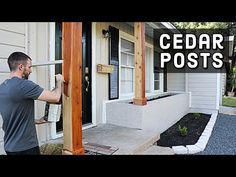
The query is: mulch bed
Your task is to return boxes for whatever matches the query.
[156,113,211,147]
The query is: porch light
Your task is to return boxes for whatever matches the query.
[102,29,110,38]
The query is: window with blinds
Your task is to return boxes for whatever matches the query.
[120,38,135,95]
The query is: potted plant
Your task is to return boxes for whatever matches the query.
[227,65,236,97]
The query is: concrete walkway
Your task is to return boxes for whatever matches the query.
[47,109,236,155]
[82,124,160,155]
[219,106,236,115]
[48,123,175,155]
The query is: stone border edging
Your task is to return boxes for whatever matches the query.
[172,112,218,154]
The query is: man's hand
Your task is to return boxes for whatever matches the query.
[55,74,64,84]
[35,117,49,124]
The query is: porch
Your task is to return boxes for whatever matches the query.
[47,123,174,155]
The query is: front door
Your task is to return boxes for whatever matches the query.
[82,22,92,124]
[55,22,92,133]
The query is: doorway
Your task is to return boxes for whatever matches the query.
[82,22,92,124]
[55,22,92,131]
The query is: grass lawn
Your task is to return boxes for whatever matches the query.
[222,96,236,107]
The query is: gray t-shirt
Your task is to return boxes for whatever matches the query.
[0,77,44,152]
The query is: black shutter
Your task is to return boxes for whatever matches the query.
[108,26,119,100]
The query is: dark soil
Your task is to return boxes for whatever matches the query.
[156,113,211,147]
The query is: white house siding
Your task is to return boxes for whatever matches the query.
[0,22,26,79]
[0,23,51,153]
[0,22,26,154]
[188,73,217,110]
[27,23,51,145]
[167,73,185,92]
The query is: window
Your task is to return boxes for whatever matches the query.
[154,51,163,91]
[120,39,135,95]
[145,46,152,92]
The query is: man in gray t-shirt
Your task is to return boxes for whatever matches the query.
[0,52,63,155]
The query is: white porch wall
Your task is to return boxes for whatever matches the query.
[106,93,190,133]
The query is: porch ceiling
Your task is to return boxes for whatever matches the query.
[126,22,177,38]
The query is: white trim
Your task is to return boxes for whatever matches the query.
[145,44,153,93]
[120,65,135,69]
[49,22,56,90]
[185,73,188,92]
[189,91,192,108]
[119,36,135,96]
[24,23,28,54]
[216,73,220,110]
[119,31,157,98]
[150,49,154,93]
[91,22,97,126]
[102,101,106,123]
[153,51,163,92]
[48,22,59,139]
[160,73,164,92]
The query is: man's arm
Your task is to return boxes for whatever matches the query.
[37,74,64,103]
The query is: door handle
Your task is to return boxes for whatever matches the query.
[85,75,90,92]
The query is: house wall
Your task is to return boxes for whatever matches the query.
[95,22,153,125]
[0,22,27,154]
[27,22,51,145]
[0,23,26,83]
[188,73,218,110]
[0,23,51,153]
[167,73,185,92]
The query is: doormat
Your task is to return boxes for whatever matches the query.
[83,142,119,155]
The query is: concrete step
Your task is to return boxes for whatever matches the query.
[82,124,160,155]
[45,124,161,155]
[138,145,175,155]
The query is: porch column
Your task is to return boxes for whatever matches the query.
[62,22,84,155]
[133,22,147,105]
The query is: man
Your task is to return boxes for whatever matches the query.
[0,52,64,155]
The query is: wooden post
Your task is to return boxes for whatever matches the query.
[133,22,147,105]
[62,22,84,155]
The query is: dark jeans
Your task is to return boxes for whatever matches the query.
[6,146,40,155]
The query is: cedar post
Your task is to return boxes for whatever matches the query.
[133,22,147,105]
[62,22,84,155]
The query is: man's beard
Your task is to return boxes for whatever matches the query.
[22,71,29,80]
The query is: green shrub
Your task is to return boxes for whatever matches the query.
[193,113,201,119]
[178,125,188,137]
